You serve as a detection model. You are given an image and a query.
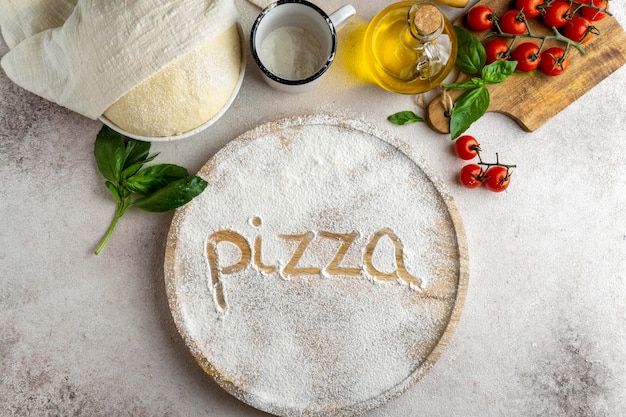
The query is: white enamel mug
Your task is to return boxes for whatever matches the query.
[251,0,356,93]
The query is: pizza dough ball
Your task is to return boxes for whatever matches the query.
[103,24,241,137]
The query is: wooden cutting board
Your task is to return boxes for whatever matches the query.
[427,0,626,133]
[164,115,469,417]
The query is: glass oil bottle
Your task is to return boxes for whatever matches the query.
[363,1,457,94]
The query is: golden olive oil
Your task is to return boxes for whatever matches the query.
[363,1,458,94]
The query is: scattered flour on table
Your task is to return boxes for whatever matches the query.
[166,115,463,416]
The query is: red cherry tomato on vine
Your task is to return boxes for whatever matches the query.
[542,1,573,28]
[454,135,481,160]
[466,5,495,32]
[484,38,510,64]
[581,0,609,21]
[516,0,544,19]
[511,42,541,72]
[499,9,528,35]
[459,164,484,189]
[563,17,595,44]
[539,47,569,76]
[484,166,511,192]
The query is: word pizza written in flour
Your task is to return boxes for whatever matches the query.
[205,217,424,314]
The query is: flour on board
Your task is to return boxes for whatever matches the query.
[165,114,468,417]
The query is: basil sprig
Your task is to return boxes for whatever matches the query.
[444,26,518,139]
[388,110,425,125]
[93,125,208,254]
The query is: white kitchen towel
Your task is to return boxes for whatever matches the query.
[0,0,239,119]
[0,0,77,49]
[246,0,274,8]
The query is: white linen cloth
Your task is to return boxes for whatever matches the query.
[246,0,274,8]
[0,0,239,119]
[0,0,77,49]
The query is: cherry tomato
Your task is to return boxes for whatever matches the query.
[511,42,541,72]
[581,0,609,21]
[459,164,484,189]
[454,135,481,160]
[539,47,569,76]
[484,38,510,64]
[542,1,573,28]
[516,0,544,19]
[563,17,595,44]
[484,166,511,192]
[466,5,495,32]
[499,9,528,35]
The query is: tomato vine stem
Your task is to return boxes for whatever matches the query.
[546,0,613,18]
[477,152,517,173]
[490,16,586,55]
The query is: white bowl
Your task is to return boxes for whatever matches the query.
[99,25,246,142]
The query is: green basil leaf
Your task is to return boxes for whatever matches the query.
[105,181,122,205]
[481,60,518,84]
[125,164,190,196]
[453,26,486,75]
[450,86,490,139]
[121,153,158,179]
[388,110,424,125]
[132,176,208,212]
[443,78,484,90]
[94,125,125,183]
[123,139,151,171]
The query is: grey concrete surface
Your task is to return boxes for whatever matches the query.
[1,1,625,416]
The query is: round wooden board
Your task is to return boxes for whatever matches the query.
[164,114,469,417]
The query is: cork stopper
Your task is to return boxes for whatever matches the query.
[413,3,443,36]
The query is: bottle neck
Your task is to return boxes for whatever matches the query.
[407,2,444,43]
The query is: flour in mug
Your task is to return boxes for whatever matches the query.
[259,26,324,80]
